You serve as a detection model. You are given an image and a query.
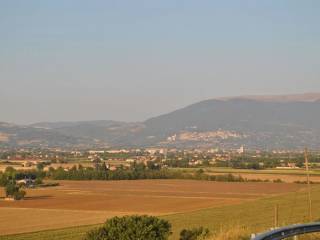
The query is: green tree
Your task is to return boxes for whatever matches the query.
[5,181,26,200]
[5,166,15,173]
[147,161,161,170]
[35,178,43,185]
[13,189,26,200]
[85,215,171,240]
[0,173,9,186]
[36,162,45,171]
[5,182,19,197]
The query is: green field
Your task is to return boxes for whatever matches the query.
[1,184,319,240]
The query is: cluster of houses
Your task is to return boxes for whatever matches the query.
[2,146,315,173]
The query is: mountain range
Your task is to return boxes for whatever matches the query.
[1,93,320,150]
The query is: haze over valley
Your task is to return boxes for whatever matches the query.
[1,93,320,150]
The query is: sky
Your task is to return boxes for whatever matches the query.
[1,0,320,124]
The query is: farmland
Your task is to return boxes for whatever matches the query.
[0,179,307,239]
[173,167,320,183]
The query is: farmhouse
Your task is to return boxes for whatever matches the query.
[17,178,35,186]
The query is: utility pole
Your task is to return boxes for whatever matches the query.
[304,148,312,222]
[274,204,279,228]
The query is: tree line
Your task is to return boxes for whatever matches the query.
[45,162,271,183]
[0,161,283,188]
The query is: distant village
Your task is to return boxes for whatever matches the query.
[1,146,320,172]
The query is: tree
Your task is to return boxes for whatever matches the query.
[5,182,19,197]
[131,162,146,171]
[13,189,26,200]
[202,159,210,167]
[5,166,16,180]
[0,173,9,186]
[5,166,15,173]
[101,162,109,172]
[35,178,43,185]
[84,215,171,240]
[5,181,26,200]
[36,162,44,171]
[147,161,161,170]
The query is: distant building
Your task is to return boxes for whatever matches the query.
[237,145,245,154]
[22,161,33,167]
[17,179,35,186]
[126,159,135,163]
[145,148,158,155]
[88,150,105,154]
[106,149,130,154]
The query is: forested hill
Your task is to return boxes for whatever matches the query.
[1,93,320,149]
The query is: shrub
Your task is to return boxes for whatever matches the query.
[180,227,210,240]
[35,178,43,185]
[5,182,26,200]
[273,179,283,183]
[36,162,45,171]
[0,173,9,187]
[211,225,249,240]
[5,182,19,197]
[13,190,26,200]
[84,215,171,240]
[85,227,108,240]
[5,166,15,173]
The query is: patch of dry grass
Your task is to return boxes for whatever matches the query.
[209,225,250,240]
[0,207,113,235]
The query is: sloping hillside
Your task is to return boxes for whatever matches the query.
[1,93,320,149]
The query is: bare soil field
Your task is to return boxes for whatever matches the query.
[237,173,320,183]
[0,180,304,235]
[0,165,33,172]
[210,172,320,183]
[0,208,112,235]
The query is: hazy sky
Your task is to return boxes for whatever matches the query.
[1,1,320,124]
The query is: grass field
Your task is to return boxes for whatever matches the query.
[1,183,320,240]
[0,208,110,236]
[0,179,310,239]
